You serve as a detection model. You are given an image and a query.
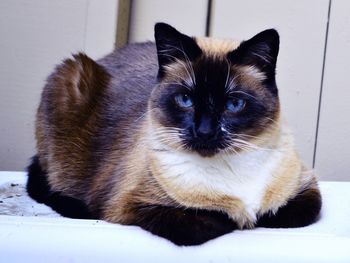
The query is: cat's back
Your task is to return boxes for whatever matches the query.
[34,42,159,197]
[95,42,159,130]
[99,41,158,79]
[92,42,159,157]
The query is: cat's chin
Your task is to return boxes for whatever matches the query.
[184,142,225,157]
[192,148,219,158]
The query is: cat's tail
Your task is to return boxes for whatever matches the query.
[26,155,95,219]
[26,155,51,203]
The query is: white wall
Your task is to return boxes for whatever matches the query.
[0,0,118,170]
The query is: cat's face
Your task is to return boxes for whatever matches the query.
[149,23,280,157]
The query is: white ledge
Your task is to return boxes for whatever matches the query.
[1,172,350,263]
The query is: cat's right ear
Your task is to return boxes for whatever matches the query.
[154,23,202,78]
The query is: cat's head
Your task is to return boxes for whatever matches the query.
[149,23,280,157]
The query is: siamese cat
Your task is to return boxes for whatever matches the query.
[27,23,321,246]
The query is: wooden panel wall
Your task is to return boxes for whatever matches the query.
[1,0,349,181]
[85,0,119,59]
[129,0,350,181]
[0,0,119,170]
[128,0,208,42]
[315,0,350,181]
[210,0,329,168]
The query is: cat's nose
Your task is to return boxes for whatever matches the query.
[197,127,216,140]
[194,117,218,140]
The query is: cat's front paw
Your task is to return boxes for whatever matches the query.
[257,186,322,228]
[169,211,236,246]
[135,206,237,246]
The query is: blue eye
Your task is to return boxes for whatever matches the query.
[175,94,193,108]
[226,98,245,113]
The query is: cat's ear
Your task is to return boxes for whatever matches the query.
[154,23,202,78]
[228,29,279,79]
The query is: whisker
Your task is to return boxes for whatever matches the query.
[230,90,259,101]
[161,54,194,86]
[231,139,278,152]
[133,108,156,124]
[161,82,192,91]
[264,117,280,126]
[150,126,186,151]
[226,72,243,93]
[224,58,231,89]
[164,44,197,84]
[158,45,196,85]
[233,133,264,140]
[162,68,193,87]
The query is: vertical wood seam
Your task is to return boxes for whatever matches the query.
[116,0,132,48]
[205,0,213,36]
[312,0,332,168]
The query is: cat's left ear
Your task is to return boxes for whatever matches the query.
[228,29,279,80]
[154,23,202,78]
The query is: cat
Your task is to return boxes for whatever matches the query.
[27,22,322,246]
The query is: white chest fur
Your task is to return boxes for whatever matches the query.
[152,145,285,222]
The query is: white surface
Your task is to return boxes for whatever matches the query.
[0,172,59,217]
[1,172,350,262]
[211,0,329,168]
[315,0,350,181]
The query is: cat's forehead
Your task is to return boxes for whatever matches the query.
[161,37,267,96]
[195,37,240,55]
[162,60,265,97]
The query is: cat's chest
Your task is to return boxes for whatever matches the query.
[152,149,283,219]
